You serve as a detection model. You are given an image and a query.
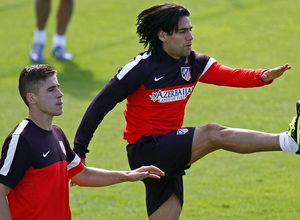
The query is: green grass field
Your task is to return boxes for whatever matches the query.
[1,0,299,219]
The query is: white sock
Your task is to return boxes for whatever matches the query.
[52,34,66,48]
[279,131,298,152]
[34,29,46,44]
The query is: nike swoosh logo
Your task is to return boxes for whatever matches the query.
[154,76,165,81]
[43,150,50,157]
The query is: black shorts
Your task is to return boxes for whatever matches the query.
[126,127,195,216]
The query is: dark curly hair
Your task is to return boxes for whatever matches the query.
[136,3,190,61]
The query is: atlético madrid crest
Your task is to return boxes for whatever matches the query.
[181,67,191,81]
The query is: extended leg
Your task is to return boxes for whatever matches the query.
[189,123,281,165]
[189,100,300,165]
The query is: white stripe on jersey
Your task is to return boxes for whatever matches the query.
[117,52,151,80]
[0,120,29,176]
[67,154,81,171]
[198,57,216,81]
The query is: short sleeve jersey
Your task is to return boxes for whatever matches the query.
[0,119,84,220]
[74,50,270,156]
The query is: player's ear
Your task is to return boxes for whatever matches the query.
[26,93,37,105]
[157,30,167,42]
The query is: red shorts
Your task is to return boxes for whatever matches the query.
[126,127,195,216]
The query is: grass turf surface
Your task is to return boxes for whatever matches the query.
[0,0,299,219]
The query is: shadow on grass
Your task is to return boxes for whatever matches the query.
[55,60,108,100]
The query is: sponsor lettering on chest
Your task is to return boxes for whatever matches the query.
[149,86,194,103]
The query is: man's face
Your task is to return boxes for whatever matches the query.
[160,16,194,59]
[31,74,64,117]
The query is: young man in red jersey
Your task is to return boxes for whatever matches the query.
[73,3,299,219]
[0,64,164,220]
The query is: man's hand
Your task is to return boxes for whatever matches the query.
[261,63,291,82]
[126,165,165,181]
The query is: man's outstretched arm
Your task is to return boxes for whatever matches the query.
[71,165,165,187]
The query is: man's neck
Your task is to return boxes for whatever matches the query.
[28,113,53,131]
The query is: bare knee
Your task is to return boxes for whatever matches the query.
[197,123,227,147]
[189,123,227,164]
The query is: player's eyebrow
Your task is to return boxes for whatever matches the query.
[177,26,193,31]
[47,86,56,90]
[47,84,60,91]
